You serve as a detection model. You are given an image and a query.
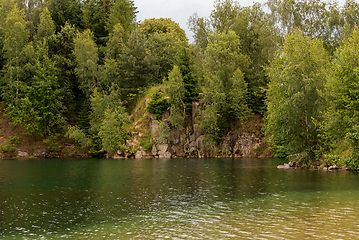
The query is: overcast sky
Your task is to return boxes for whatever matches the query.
[134,0,265,43]
[134,0,347,43]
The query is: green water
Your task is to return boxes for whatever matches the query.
[1,158,359,239]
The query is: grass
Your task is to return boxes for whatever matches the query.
[130,84,166,118]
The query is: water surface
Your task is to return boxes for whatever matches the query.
[1,158,359,239]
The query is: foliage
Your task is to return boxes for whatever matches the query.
[199,30,251,142]
[35,7,55,45]
[90,88,129,154]
[146,92,169,120]
[265,30,329,159]
[323,28,359,170]
[66,125,92,149]
[48,0,84,32]
[164,66,186,128]
[0,136,20,156]
[43,135,63,154]
[140,18,187,43]
[83,0,111,46]
[156,121,171,144]
[106,0,137,35]
[177,46,200,111]
[99,107,128,154]
[140,133,152,152]
[74,29,102,97]
[6,47,66,137]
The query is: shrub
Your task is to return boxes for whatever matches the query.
[146,92,169,120]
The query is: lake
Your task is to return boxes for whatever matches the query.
[1,158,359,239]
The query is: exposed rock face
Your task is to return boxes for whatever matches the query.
[115,101,270,159]
[17,150,29,158]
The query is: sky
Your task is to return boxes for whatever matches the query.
[134,0,265,43]
[134,0,347,43]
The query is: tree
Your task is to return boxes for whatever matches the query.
[265,30,329,161]
[323,28,359,170]
[74,29,103,97]
[2,4,29,104]
[199,30,251,142]
[176,46,200,111]
[210,0,240,32]
[35,7,55,45]
[146,32,181,84]
[164,66,186,128]
[0,0,15,71]
[106,0,137,34]
[141,18,187,43]
[7,45,66,136]
[120,27,156,90]
[231,3,280,112]
[90,88,129,154]
[48,0,84,32]
[83,0,111,46]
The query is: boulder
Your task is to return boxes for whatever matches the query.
[328,165,339,170]
[135,151,143,159]
[159,151,171,158]
[151,145,158,156]
[34,152,47,158]
[157,144,168,155]
[277,163,292,169]
[17,150,29,158]
[113,154,125,159]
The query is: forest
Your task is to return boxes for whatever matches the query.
[1,0,359,169]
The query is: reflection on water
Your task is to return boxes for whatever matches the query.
[1,158,359,239]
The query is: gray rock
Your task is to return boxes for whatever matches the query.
[157,144,168,155]
[277,163,292,169]
[328,165,338,170]
[158,151,171,158]
[150,120,159,135]
[113,154,125,159]
[151,145,158,156]
[17,150,29,158]
[141,150,149,158]
[34,152,47,158]
[135,151,143,159]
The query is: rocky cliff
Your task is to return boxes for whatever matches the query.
[112,101,271,159]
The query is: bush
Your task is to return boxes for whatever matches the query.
[0,136,20,157]
[146,92,169,120]
[66,125,93,149]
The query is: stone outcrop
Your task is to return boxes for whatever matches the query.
[116,101,271,159]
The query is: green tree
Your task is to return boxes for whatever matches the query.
[90,88,129,154]
[2,4,29,104]
[7,46,66,136]
[48,23,80,114]
[83,0,111,46]
[141,18,187,43]
[48,0,84,32]
[74,29,103,97]
[199,30,251,141]
[146,32,181,84]
[0,0,15,71]
[164,66,186,128]
[265,30,329,161]
[231,3,280,112]
[106,0,137,34]
[35,7,55,47]
[120,28,156,90]
[323,28,359,170]
[177,46,200,111]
